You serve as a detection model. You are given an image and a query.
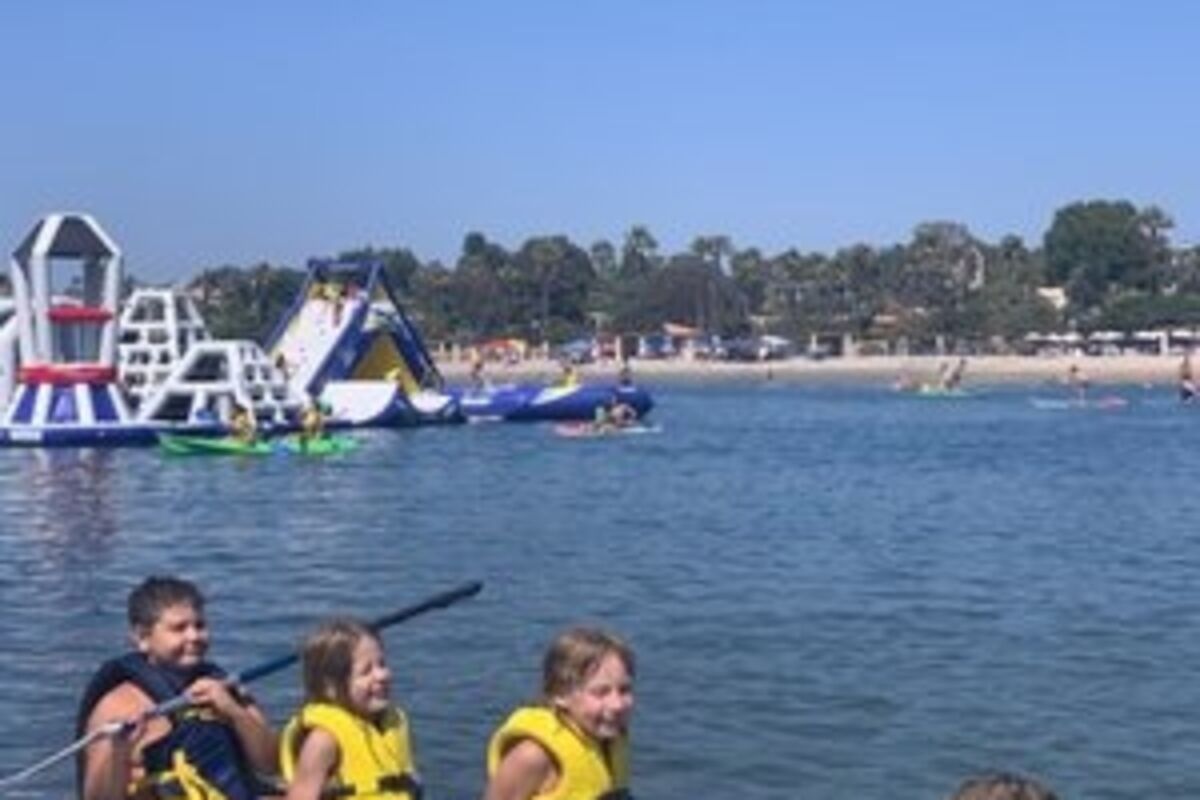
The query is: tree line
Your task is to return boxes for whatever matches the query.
[177,198,1200,351]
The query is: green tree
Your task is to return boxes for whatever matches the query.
[689,235,734,274]
[1043,200,1166,314]
[452,233,514,339]
[337,246,424,294]
[189,263,304,340]
[730,247,769,317]
[620,225,660,280]
[511,236,596,342]
[639,254,746,334]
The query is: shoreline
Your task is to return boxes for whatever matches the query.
[436,354,1187,386]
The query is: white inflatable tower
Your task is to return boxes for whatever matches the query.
[2,213,143,444]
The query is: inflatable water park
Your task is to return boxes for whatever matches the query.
[0,212,655,447]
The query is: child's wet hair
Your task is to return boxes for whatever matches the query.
[127,576,205,630]
[542,626,635,701]
[301,617,381,708]
[949,773,1058,800]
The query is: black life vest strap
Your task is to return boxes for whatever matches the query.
[325,771,423,799]
[597,790,635,800]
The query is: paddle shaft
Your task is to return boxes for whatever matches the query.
[238,580,482,684]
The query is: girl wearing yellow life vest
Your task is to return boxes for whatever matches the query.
[280,619,421,800]
[484,627,635,800]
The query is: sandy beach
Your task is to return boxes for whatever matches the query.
[436,353,1187,386]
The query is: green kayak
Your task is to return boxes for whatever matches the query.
[158,434,275,456]
[278,435,359,455]
[157,434,358,456]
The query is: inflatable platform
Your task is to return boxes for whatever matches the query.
[263,259,460,427]
[451,381,654,423]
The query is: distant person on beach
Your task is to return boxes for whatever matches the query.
[77,576,278,800]
[484,626,634,800]
[1067,363,1089,403]
[946,771,1058,800]
[1179,351,1196,402]
[280,617,421,800]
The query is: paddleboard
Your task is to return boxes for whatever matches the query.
[1030,395,1128,411]
[278,435,359,455]
[914,384,971,398]
[553,422,662,439]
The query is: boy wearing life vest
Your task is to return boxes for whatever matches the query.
[280,618,421,800]
[77,576,278,800]
[484,627,635,800]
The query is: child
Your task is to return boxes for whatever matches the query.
[948,772,1059,800]
[484,626,635,800]
[77,576,277,800]
[558,361,580,388]
[299,395,326,445]
[280,618,421,800]
[230,402,258,443]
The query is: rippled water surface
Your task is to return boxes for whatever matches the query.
[2,381,1199,799]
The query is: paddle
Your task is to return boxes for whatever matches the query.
[0,580,483,790]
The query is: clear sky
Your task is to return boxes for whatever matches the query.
[1,1,1197,281]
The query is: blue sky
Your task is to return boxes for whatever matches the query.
[1,1,1197,281]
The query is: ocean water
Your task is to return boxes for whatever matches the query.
[1,381,1199,799]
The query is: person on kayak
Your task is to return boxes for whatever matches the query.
[230,403,259,444]
[77,576,278,800]
[484,626,635,800]
[591,396,637,433]
[280,618,422,800]
[299,395,326,446]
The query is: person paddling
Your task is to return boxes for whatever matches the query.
[280,618,422,800]
[1066,363,1089,404]
[484,626,635,800]
[230,403,259,444]
[943,357,967,391]
[77,576,278,800]
[298,395,326,448]
[1179,351,1196,403]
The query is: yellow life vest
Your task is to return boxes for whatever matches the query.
[486,706,630,800]
[280,702,420,799]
